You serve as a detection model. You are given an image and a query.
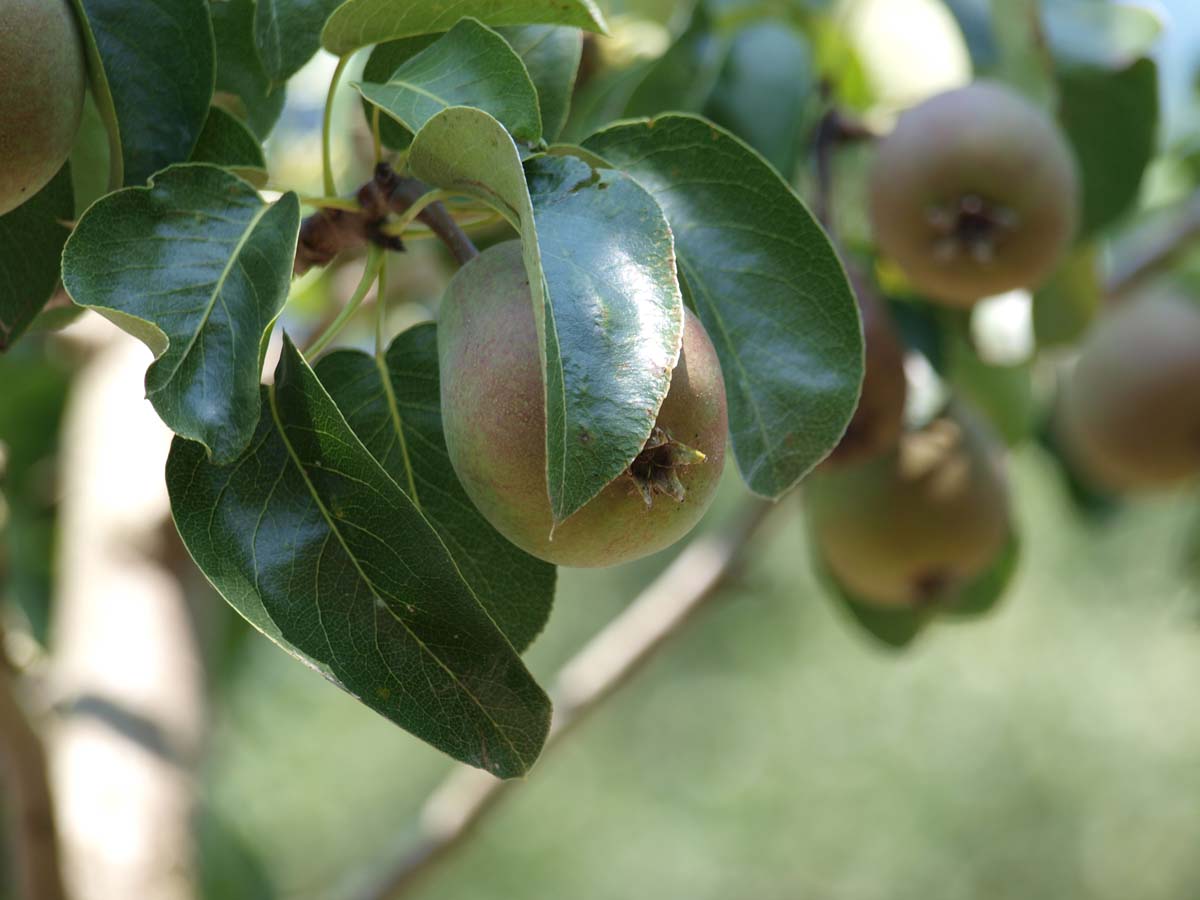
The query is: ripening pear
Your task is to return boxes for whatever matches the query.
[869,81,1079,307]
[0,0,87,215]
[438,241,728,568]
[1058,293,1200,491]
[806,413,1010,607]
[825,267,908,466]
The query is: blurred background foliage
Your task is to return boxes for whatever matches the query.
[6,0,1200,897]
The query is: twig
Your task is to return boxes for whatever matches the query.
[349,499,775,900]
[294,163,478,275]
[0,622,68,900]
[387,179,479,267]
[1105,191,1200,301]
[813,100,876,234]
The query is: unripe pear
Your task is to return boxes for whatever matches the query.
[826,267,908,466]
[0,0,87,215]
[438,241,728,568]
[869,81,1079,307]
[806,413,1010,607]
[1058,293,1200,491]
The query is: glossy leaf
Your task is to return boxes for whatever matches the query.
[212,0,288,140]
[363,25,580,149]
[322,0,606,56]
[497,25,585,142]
[355,19,542,144]
[585,115,863,499]
[360,35,441,150]
[0,166,73,352]
[255,0,343,85]
[1058,58,1158,237]
[62,165,300,463]
[704,20,814,178]
[316,325,556,652]
[77,0,215,185]
[190,106,269,186]
[410,108,683,525]
[166,338,552,777]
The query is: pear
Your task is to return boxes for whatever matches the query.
[826,267,908,466]
[869,81,1078,307]
[1059,293,1200,491]
[438,241,728,568]
[807,413,1010,607]
[0,0,87,215]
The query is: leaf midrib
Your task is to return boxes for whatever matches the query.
[151,200,274,392]
[374,350,421,509]
[266,381,528,770]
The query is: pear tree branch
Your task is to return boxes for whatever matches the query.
[294,163,479,275]
[1105,190,1200,300]
[349,499,775,900]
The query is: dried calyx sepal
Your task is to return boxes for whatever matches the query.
[627,426,707,506]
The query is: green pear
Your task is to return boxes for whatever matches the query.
[438,241,728,568]
[869,81,1078,307]
[0,0,87,215]
[825,266,908,466]
[807,413,1010,607]
[1059,293,1200,491]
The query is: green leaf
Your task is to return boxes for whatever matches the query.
[560,58,655,144]
[946,335,1035,447]
[585,115,863,499]
[190,106,269,187]
[704,20,814,178]
[322,0,607,56]
[0,166,73,352]
[212,0,288,140]
[76,0,215,186]
[68,94,114,217]
[837,597,930,649]
[360,35,441,150]
[497,25,584,142]
[363,25,581,149]
[355,19,542,144]
[166,338,552,777]
[1034,245,1101,348]
[941,0,999,73]
[0,347,72,643]
[1041,0,1163,72]
[624,6,730,117]
[813,531,1019,647]
[254,0,343,85]
[1058,57,1158,237]
[62,165,300,463]
[986,0,1055,107]
[316,324,556,652]
[942,534,1020,620]
[410,107,683,524]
